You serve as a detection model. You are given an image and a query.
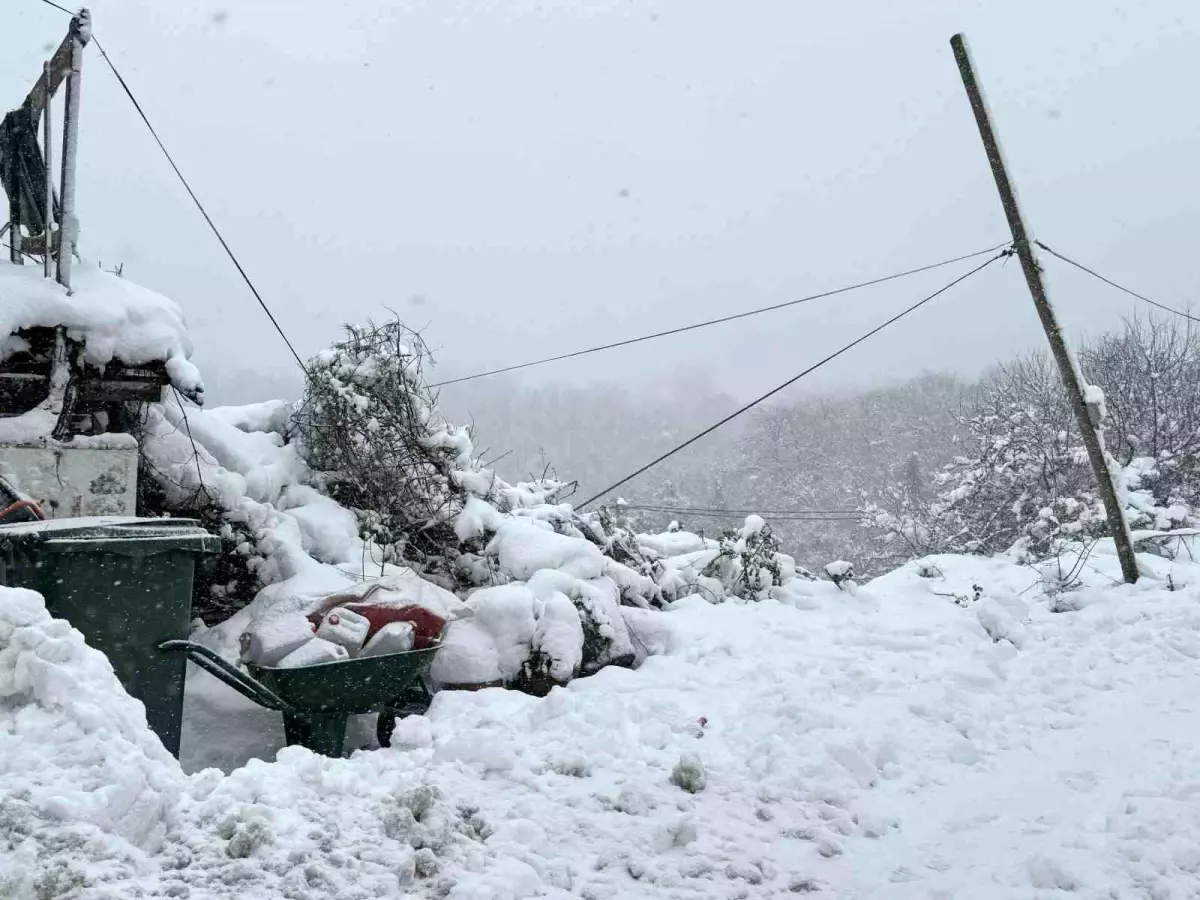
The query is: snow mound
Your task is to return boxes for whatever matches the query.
[136,371,807,764]
[0,586,185,896]
[0,260,203,401]
[19,535,1200,898]
[141,396,664,696]
[486,519,606,582]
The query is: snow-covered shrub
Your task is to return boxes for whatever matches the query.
[670,752,707,794]
[824,560,855,589]
[291,321,473,575]
[700,515,784,600]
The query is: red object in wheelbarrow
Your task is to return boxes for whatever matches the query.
[306,602,446,650]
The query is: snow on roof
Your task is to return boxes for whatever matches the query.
[0,259,203,401]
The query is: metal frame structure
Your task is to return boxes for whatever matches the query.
[2,8,90,291]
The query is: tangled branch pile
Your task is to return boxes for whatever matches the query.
[290,322,475,577]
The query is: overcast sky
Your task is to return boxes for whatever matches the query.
[6,0,1200,405]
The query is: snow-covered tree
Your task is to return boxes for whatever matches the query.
[871,317,1200,564]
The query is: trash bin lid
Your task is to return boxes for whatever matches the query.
[0,516,219,556]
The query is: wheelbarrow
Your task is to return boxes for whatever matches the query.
[160,638,439,757]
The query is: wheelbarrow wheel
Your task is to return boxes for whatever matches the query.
[377,677,434,748]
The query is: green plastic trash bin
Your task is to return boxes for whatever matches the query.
[0,517,218,757]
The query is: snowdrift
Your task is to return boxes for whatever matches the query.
[12,540,1200,897]
[0,586,185,896]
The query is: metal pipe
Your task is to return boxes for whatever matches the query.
[57,10,89,291]
[43,60,53,279]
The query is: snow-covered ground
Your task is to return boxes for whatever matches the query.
[7,541,1200,898]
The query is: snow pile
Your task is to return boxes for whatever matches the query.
[0,586,185,897]
[24,540,1200,898]
[142,386,810,706]
[0,260,203,401]
[130,319,821,707]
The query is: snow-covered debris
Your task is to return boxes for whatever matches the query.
[636,530,718,558]
[139,394,655,689]
[0,586,185,895]
[485,518,605,582]
[1084,382,1107,426]
[824,559,855,590]
[824,560,853,579]
[530,590,586,682]
[237,611,314,666]
[454,494,506,541]
[0,260,203,401]
[669,751,707,793]
[133,322,814,704]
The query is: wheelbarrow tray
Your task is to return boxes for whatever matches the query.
[247,641,441,716]
[160,636,442,757]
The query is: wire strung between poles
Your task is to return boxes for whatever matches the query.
[92,36,308,370]
[429,243,1010,388]
[577,248,1011,510]
[618,504,859,516]
[1035,240,1200,324]
[35,0,74,14]
[623,512,862,522]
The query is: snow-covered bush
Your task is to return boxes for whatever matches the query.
[291,321,474,576]
[868,323,1200,565]
[701,515,784,600]
[824,560,855,589]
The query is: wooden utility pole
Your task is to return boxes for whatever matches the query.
[950,33,1139,584]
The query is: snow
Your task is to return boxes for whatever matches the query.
[636,531,718,558]
[0,260,203,401]
[432,583,537,685]
[532,591,586,682]
[0,586,184,895]
[17,544,1200,897]
[207,400,293,435]
[0,514,142,535]
[824,559,853,578]
[741,513,767,536]
[486,518,606,581]
[455,494,506,542]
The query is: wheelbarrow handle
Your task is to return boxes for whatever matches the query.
[159,639,294,713]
